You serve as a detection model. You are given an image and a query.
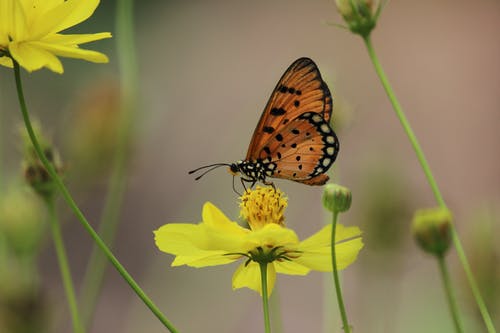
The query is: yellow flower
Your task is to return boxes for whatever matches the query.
[154,188,363,296]
[0,0,112,73]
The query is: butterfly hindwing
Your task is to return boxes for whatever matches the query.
[256,112,339,185]
[246,58,333,160]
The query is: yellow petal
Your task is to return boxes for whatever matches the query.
[1,0,28,41]
[274,260,310,275]
[154,223,205,255]
[202,202,248,236]
[29,41,108,63]
[42,32,112,45]
[336,224,363,242]
[0,56,14,68]
[294,249,331,272]
[154,218,248,266]
[171,251,237,267]
[154,223,240,268]
[296,237,364,272]
[335,237,364,270]
[9,42,63,73]
[300,224,362,249]
[30,0,100,38]
[243,223,299,252]
[232,261,276,296]
[19,0,58,26]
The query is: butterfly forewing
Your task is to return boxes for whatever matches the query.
[246,58,333,160]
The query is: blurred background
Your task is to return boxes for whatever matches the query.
[0,0,499,332]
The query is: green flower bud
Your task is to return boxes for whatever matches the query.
[335,0,355,19]
[335,0,380,37]
[412,208,452,256]
[21,125,64,199]
[0,187,45,256]
[322,183,352,213]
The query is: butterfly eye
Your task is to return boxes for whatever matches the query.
[229,164,239,175]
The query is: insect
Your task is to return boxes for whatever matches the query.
[189,57,339,188]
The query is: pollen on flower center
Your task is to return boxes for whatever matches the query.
[239,186,287,230]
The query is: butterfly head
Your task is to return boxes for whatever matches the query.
[228,162,241,176]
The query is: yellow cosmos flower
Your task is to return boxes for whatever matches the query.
[154,187,363,296]
[0,0,111,73]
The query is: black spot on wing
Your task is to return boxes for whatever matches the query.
[270,107,286,116]
[263,126,275,133]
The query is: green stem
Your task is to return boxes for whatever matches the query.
[363,36,444,206]
[437,255,465,333]
[362,34,496,333]
[80,0,137,325]
[330,211,351,333]
[13,62,179,333]
[259,262,272,333]
[45,197,84,333]
[269,287,283,333]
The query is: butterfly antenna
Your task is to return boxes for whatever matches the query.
[188,163,231,180]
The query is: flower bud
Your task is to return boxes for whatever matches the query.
[21,125,64,199]
[335,0,354,18]
[322,183,352,213]
[412,207,452,256]
[335,0,380,37]
[0,187,45,256]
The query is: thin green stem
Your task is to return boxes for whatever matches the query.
[13,62,179,333]
[451,229,496,333]
[362,34,496,333]
[269,287,283,333]
[45,197,84,333]
[437,255,465,333]
[80,0,138,325]
[330,210,351,333]
[363,36,445,206]
[259,262,272,333]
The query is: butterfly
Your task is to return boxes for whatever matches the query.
[189,57,339,188]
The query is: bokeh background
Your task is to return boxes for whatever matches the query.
[1,0,499,332]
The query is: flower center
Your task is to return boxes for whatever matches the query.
[239,186,287,230]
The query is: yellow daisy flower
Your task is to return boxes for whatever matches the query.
[154,187,363,296]
[0,0,111,73]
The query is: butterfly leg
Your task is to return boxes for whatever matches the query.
[232,176,243,196]
[240,177,255,194]
[262,179,276,191]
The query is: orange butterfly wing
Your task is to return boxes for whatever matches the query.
[256,112,339,185]
[246,58,333,160]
